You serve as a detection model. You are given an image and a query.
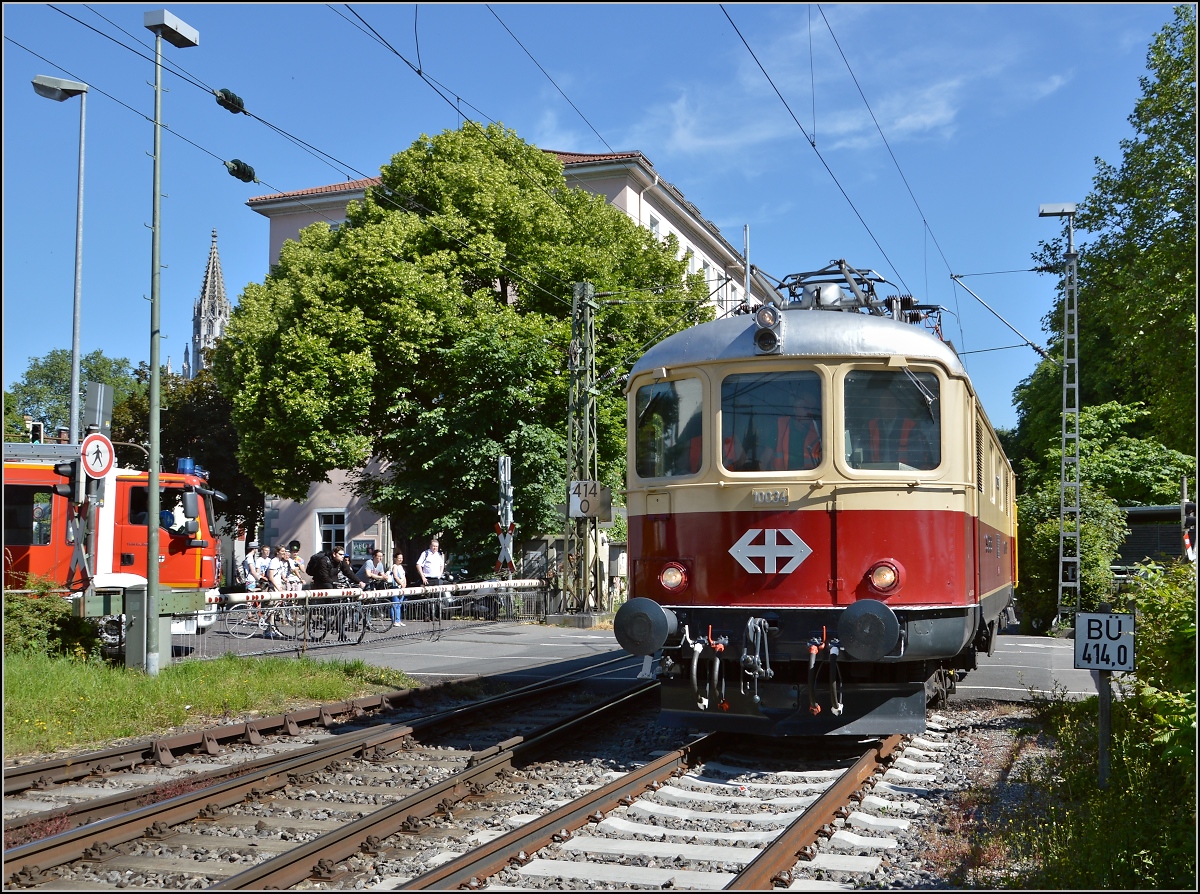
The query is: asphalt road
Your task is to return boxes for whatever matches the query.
[316,621,1108,703]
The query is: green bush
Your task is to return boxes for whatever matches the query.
[1016,484,1128,632]
[1001,558,1196,888]
[3,588,102,658]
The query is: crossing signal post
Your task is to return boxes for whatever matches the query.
[1183,480,1196,562]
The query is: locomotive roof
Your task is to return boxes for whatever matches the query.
[631,308,968,378]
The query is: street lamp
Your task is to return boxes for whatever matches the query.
[142,9,198,677]
[32,74,89,445]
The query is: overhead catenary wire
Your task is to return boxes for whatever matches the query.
[34,5,746,334]
[486,4,617,154]
[815,4,967,351]
[720,4,912,298]
[48,2,601,311]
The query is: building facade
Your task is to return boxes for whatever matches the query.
[244,150,769,571]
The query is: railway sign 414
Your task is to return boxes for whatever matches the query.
[1074,612,1135,672]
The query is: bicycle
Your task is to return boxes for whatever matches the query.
[360,596,400,635]
[223,602,288,640]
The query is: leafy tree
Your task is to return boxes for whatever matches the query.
[4,391,30,440]
[1016,483,1128,634]
[213,123,709,570]
[1014,6,1196,466]
[7,349,138,435]
[1020,401,1195,504]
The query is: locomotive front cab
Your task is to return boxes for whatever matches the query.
[617,307,1007,736]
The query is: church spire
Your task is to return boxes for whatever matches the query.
[190,228,231,378]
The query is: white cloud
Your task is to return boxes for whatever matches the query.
[1029,73,1071,100]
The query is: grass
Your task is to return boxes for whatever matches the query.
[3,651,419,758]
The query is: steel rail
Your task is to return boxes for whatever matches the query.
[211,681,660,890]
[3,666,636,876]
[727,733,903,889]
[4,652,638,797]
[399,730,724,890]
[4,658,635,845]
[2,694,399,796]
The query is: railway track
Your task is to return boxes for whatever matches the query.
[4,685,963,890]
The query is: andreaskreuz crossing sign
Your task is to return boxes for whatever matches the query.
[1074,612,1135,672]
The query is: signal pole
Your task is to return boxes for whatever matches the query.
[1040,203,1079,624]
[565,283,599,613]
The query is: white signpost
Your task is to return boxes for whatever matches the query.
[1073,612,1135,672]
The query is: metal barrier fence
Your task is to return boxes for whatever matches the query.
[168,580,549,661]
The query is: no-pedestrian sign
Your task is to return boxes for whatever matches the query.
[1074,612,1135,672]
[81,432,115,478]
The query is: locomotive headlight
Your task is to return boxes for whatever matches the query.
[659,562,689,591]
[867,558,905,595]
[870,565,897,589]
[753,303,784,355]
[755,305,782,329]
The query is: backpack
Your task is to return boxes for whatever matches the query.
[306,551,329,578]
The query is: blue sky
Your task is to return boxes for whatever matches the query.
[3,3,1173,431]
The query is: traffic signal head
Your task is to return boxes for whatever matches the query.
[29,421,44,443]
[52,460,84,502]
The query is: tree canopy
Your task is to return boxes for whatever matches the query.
[213,123,710,568]
[1013,6,1196,468]
[7,348,138,436]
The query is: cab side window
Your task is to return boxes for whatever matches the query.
[635,378,704,478]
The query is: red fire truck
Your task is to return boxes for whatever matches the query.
[4,443,222,636]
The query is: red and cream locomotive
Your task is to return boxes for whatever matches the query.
[614,261,1017,736]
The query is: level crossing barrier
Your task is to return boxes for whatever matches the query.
[166,579,549,661]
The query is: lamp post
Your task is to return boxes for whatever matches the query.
[143,9,198,676]
[32,75,88,445]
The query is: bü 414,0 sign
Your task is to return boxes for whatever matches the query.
[1074,612,1135,672]
[569,480,612,520]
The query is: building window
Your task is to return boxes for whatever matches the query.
[318,511,347,553]
[685,249,696,273]
[649,215,660,239]
[702,260,711,285]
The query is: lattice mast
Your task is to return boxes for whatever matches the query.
[1057,215,1081,621]
[565,282,601,612]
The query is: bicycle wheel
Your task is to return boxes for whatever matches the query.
[305,606,330,642]
[365,600,394,634]
[272,604,303,639]
[225,605,258,639]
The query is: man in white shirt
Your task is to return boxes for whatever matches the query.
[417,538,446,587]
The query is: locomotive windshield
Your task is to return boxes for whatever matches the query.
[635,377,704,478]
[722,372,823,472]
[844,370,941,470]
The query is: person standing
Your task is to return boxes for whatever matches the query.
[387,550,407,627]
[241,541,265,591]
[266,545,291,592]
[286,541,306,590]
[417,538,446,587]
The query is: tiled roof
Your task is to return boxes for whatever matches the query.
[248,151,651,205]
[248,177,380,204]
